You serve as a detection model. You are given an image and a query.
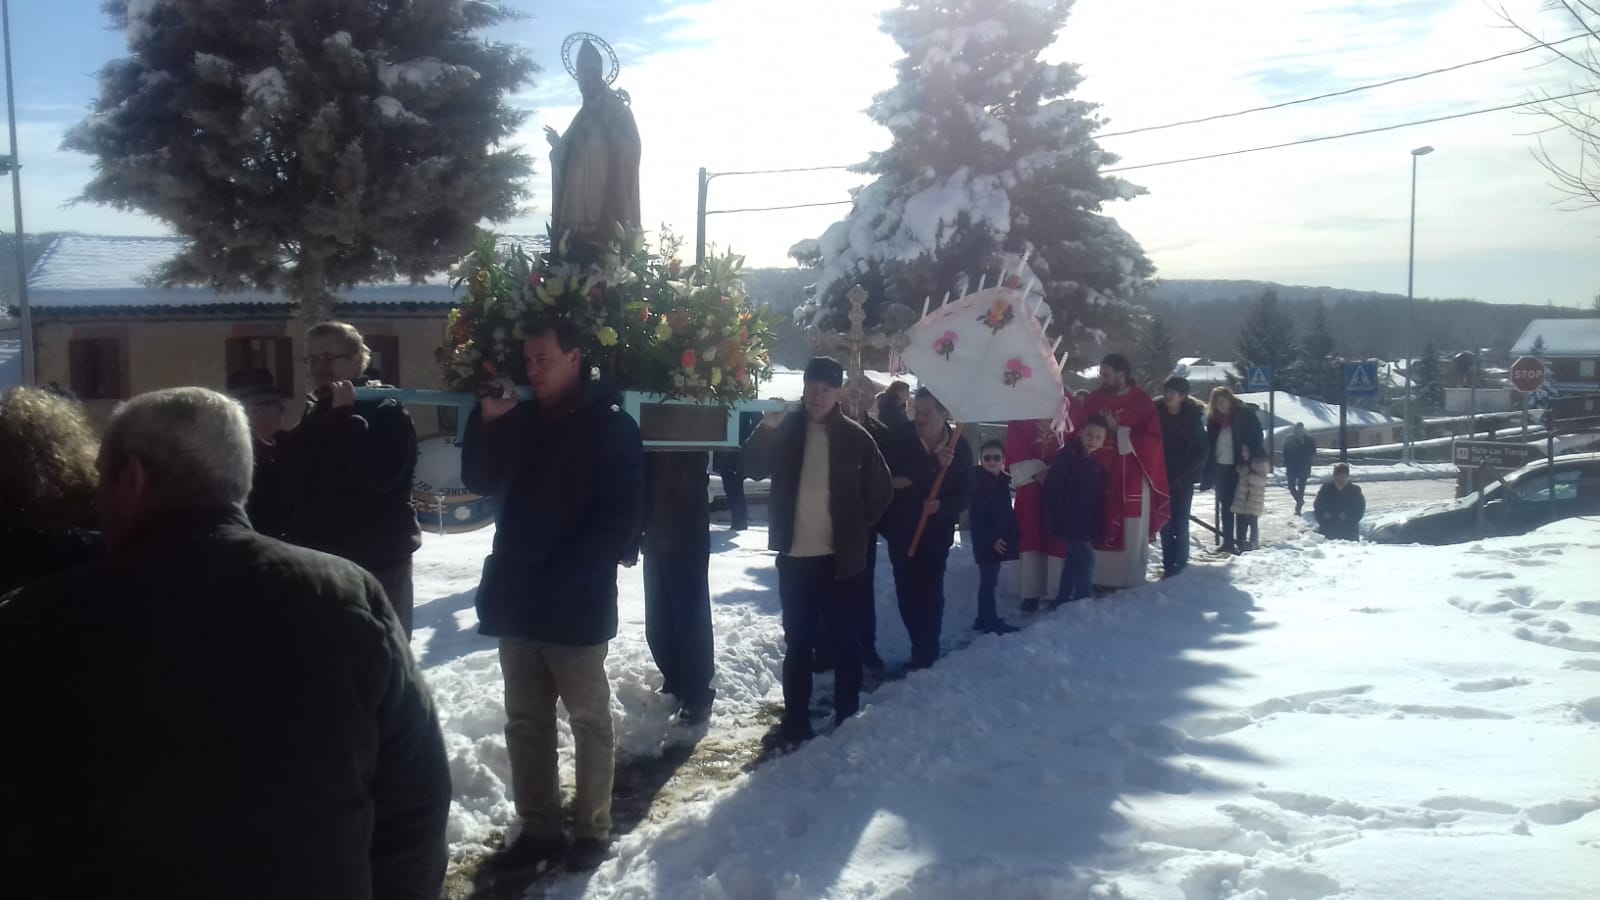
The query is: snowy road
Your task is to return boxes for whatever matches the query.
[411,468,1596,898]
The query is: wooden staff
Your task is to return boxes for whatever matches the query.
[908,422,966,557]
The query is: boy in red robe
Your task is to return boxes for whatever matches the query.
[1005,417,1066,611]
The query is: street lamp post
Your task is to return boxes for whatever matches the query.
[1402,145,1434,463]
[2,0,32,388]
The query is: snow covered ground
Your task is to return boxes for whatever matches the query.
[412,474,1598,899]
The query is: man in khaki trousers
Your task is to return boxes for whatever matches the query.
[460,322,645,874]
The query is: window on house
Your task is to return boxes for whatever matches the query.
[68,337,126,400]
[224,337,293,392]
[364,334,401,386]
[1581,360,1596,379]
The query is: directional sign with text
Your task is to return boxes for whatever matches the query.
[1246,366,1272,392]
[1452,440,1537,471]
[1343,362,1378,398]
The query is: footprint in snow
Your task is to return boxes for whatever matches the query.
[1450,677,1530,693]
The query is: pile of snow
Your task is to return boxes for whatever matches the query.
[413,480,1597,897]
[1267,461,1459,486]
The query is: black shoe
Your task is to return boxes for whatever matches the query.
[677,692,714,725]
[773,719,815,747]
[1219,543,1238,555]
[987,619,1019,635]
[861,649,886,672]
[483,831,567,874]
[564,837,609,872]
[1020,597,1040,613]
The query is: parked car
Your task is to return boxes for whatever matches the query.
[1372,452,1600,545]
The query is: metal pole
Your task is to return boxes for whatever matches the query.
[695,167,709,272]
[1403,153,1418,462]
[2,0,33,387]
[1339,360,1349,463]
[1267,387,1276,470]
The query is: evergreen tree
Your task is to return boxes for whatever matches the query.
[1135,314,1175,395]
[1289,298,1341,403]
[1233,289,1298,391]
[1414,340,1446,412]
[1531,334,1548,358]
[64,0,536,319]
[790,0,1153,362]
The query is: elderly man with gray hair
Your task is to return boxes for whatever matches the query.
[0,387,450,900]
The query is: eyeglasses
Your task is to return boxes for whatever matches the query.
[303,353,355,365]
[981,454,1004,462]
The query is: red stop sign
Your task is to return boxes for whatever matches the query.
[1510,356,1546,393]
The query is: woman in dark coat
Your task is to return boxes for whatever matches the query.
[1200,386,1266,554]
[969,439,1020,635]
[880,389,974,669]
[0,387,104,596]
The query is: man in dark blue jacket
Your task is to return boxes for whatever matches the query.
[1157,376,1209,577]
[1282,423,1318,515]
[881,388,974,669]
[460,322,644,874]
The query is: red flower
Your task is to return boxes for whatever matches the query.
[681,349,697,370]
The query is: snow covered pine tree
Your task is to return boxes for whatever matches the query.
[790,0,1153,363]
[64,0,536,320]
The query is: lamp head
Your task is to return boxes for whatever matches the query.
[1412,145,1435,157]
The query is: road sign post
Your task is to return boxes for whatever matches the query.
[1247,366,1274,467]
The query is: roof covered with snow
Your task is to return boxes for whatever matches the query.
[25,234,548,312]
[1510,319,1600,357]
[1237,390,1395,435]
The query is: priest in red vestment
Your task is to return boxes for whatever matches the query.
[1084,354,1171,588]
[1005,417,1067,610]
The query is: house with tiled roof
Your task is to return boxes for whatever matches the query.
[24,233,544,426]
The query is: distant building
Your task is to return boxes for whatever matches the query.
[1172,357,1235,398]
[19,234,542,429]
[1511,319,1600,395]
[1236,390,1399,452]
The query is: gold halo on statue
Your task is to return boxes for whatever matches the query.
[561,32,620,85]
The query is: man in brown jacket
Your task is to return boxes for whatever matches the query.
[745,357,892,745]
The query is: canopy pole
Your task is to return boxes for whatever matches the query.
[908,422,966,557]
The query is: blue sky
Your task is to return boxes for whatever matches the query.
[5,0,1597,307]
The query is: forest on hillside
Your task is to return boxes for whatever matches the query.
[1147,280,1594,364]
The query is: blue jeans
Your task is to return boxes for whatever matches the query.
[976,561,1001,625]
[1055,540,1095,605]
[1161,484,1194,575]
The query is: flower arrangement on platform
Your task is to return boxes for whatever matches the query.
[439,229,777,406]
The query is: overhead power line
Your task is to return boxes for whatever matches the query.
[708,164,857,178]
[1102,88,1600,173]
[1099,33,1591,139]
[706,199,855,216]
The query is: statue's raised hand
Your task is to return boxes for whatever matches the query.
[544,125,560,148]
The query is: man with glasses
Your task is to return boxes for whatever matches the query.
[281,321,422,636]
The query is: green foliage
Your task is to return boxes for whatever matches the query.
[1233,290,1299,389]
[1288,299,1342,403]
[795,0,1153,364]
[1414,341,1446,412]
[1136,315,1175,394]
[441,230,778,406]
[66,0,536,319]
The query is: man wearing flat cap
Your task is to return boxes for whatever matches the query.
[745,357,892,745]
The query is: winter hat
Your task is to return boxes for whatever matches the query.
[1163,376,1191,396]
[803,356,845,388]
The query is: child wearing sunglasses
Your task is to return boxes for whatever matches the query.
[969,439,1021,635]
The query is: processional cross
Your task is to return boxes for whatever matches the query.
[807,284,909,419]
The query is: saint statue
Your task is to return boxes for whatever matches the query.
[547,35,642,254]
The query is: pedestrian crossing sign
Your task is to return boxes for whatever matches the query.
[1344,362,1378,397]
[1246,366,1272,391]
